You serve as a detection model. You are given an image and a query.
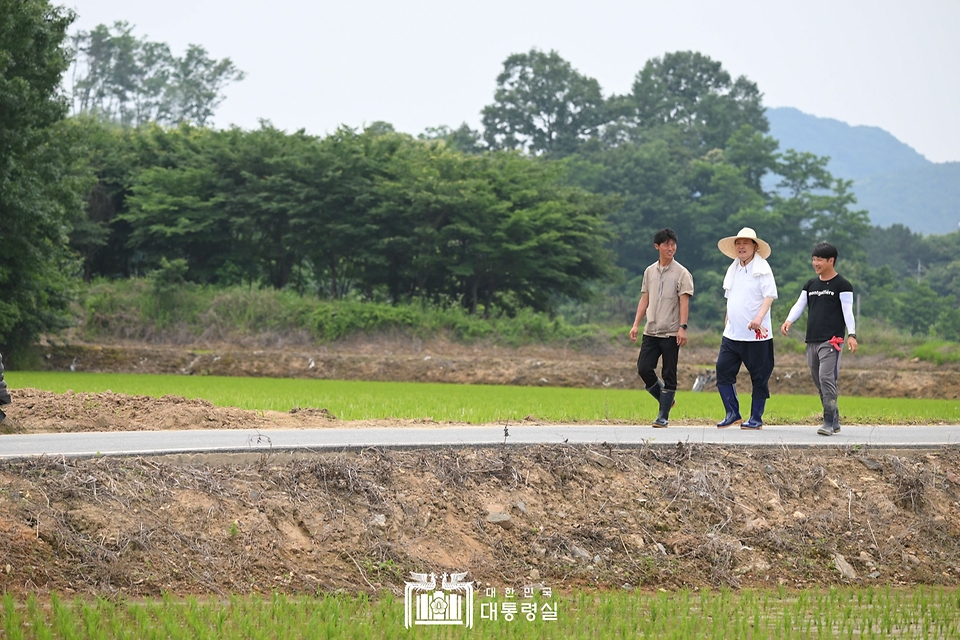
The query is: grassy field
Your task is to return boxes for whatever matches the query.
[4,587,960,639]
[8,371,960,424]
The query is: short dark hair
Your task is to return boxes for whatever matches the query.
[654,228,678,245]
[812,242,838,263]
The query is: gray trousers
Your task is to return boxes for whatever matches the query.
[806,341,841,424]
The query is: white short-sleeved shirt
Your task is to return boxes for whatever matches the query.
[723,259,778,342]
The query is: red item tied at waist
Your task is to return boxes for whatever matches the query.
[829,336,844,351]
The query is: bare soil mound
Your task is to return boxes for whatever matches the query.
[3,439,960,599]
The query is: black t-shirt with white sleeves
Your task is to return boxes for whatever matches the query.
[802,274,853,343]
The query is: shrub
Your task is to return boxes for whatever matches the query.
[911,340,960,365]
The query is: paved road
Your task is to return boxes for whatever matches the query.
[3,424,960,459]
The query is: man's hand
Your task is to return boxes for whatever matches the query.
[629,325,639,342]
[847,335,858,354]
[780,320,792,336]
[676,327,687,347]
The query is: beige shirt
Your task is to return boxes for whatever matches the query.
[641,259,695,337]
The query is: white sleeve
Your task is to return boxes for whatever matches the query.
[840,291,856,335]
[759,274,778,299]
[786,292,807,323]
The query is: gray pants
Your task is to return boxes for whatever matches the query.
[807,341,842,424]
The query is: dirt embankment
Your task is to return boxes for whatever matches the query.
[3,441,960,599]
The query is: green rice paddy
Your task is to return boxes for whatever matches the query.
[4,587,960,639]
[7,371,960,424]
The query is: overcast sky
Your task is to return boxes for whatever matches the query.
[65,0,960,163]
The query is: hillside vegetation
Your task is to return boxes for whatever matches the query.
[767,107,960,234]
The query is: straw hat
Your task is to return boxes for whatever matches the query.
[717,227,771,260]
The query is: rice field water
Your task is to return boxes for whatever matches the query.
[7,371,960,424]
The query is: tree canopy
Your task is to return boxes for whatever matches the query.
[75,122,617,315]
[69,21,244,126]
[0,0,89,356]
[481,49,607,156]
[2,15,956,345]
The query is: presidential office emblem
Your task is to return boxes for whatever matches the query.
[404,571,474,629]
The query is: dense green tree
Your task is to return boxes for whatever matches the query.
[768,150,870,269]
[371,138,480,303]
[297,127,394,298]
[70,22,166,125]
[590,138,688,276]
[724,125,779,192]
[483,155,615,312]
[481,49,606,156]
[889,280,954,337]
[69,118,216,279]
[372,136,616,312]
[214,124,313,290]
[69,117,137,279]
[57,44,957,342]
[0,0,89,356]
[928,260,960,302]
[70,21,243,126]
[419,123,485,154]
[864,224,925,276]
[120,126,236,281]
[628,51,768,151]
[165,44,244,126]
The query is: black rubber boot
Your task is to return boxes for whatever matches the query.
[645,379,663,402]
[817,398,840,435]
[645,379,675,412]
[652,390,675,428]
[716,384,742,428]
[741,397,765,430]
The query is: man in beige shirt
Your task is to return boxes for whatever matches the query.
[629,228,695,427]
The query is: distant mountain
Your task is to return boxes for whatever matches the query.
[766,107,960,235]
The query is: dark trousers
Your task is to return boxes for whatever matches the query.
[715,337,775,399]
[637,335,680,392]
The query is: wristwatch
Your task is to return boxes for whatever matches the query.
[848,333,857,339]
[679,324,688,330]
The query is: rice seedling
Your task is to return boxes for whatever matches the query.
[3,587,960,639]
[7,372,960,425]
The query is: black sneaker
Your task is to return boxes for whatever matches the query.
[817,425,836,436]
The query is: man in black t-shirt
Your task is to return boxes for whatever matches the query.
[780,243,859,436]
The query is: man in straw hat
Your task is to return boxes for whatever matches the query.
[715,227,778,430]
[780,242,858,436]
[630,228,694,428]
